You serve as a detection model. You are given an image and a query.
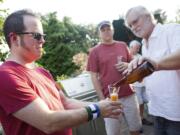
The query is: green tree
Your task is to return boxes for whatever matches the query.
[38,12,97,78]
[0,0,9,61]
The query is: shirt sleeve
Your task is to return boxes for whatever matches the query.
[0,71,37,115]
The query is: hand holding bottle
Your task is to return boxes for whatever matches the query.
[113,59,155,87]
[123,56,157,75]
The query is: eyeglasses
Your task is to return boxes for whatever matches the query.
[16,32,46,41]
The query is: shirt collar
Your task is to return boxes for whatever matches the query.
[142,23,162,46]
[150,23,162,38]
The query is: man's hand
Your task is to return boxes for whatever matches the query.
[97,99,123,119]
[115,62,128,73]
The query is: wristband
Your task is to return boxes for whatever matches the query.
[85,104,100,121]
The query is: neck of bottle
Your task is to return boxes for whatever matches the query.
[112,77,127,87]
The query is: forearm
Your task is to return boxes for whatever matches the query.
[59,90,93,109]
[47,108,88,133]
[63,98,92,109]
[14,95,122,134]
[13,98,89,134]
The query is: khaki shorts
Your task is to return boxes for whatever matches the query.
[104,94,142,135]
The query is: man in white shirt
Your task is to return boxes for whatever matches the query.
[126,6,180,135]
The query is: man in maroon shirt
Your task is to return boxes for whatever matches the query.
[87,21,142,135]
[0,10,122,135]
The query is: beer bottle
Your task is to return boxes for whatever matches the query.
[113,61,155,87]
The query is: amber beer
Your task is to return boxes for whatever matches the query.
[110,93,118,101]
[113,61,155,87]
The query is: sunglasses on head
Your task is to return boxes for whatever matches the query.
[16,32,46,41]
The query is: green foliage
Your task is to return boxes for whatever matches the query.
[0,37,9,61]
[38,12,98,79]
[0,0,9,61]
[56,74,69,81]
[0,0,8,36]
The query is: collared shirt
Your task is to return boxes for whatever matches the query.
[142,23,180,121]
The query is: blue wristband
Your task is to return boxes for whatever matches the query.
[88,104,100,120]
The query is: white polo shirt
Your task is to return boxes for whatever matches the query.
[142,23,180,121]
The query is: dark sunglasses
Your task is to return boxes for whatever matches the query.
[16,32,46,41]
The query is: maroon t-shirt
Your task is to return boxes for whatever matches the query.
[87,41,134,98]
[0,61,72,135]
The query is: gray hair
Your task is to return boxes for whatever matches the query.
[129,40,141,48]
[125,6,155,23]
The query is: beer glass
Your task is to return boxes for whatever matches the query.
[108,85,120,101]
